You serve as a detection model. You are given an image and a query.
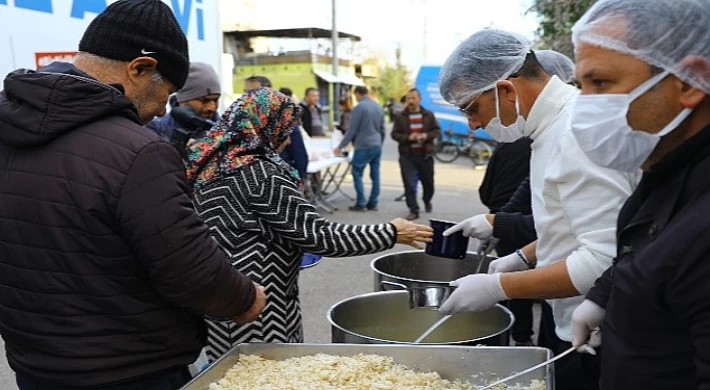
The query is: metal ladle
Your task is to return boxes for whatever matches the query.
[412,314,452,343]
[476,346,579,390]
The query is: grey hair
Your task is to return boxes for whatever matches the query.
[151,69,164,84]
[74,52,124,68]
[74,52,164,84]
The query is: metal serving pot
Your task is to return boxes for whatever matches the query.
[328,291,514,346]
[371,250,496,309]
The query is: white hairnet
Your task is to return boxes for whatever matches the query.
[572,0,710,93]
[535,50,576,83]
[439,29,533,107]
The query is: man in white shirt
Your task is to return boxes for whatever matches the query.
[437,29,641,390]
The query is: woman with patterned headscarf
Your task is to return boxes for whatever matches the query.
[185,88,434,361]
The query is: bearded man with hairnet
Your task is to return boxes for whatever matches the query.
[567,0,710,388]
[437,30,640,389]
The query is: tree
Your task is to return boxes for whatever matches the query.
[530,0,598,57]
[368,45,411,105]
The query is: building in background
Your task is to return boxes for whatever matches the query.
[223,27,375,129]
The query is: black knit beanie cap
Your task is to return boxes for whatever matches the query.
[78,0,190,89]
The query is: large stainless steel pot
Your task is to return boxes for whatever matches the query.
[328,291,514,346]
[371,250,496,309]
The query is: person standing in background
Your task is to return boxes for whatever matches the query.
[478,138,532,221]
[278,87,309,181]
[394,94,418,202]
[146,62,221,151]
[334,86,385,212]
[393,95,406,118]
[300,87,324,137]
[337,97,352,135]
[391,88,441,220]
[244,75,272,92]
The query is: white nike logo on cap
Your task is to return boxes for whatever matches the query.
[141,49,157,55]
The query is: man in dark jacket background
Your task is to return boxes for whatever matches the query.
[0,1,265,389]
[300,87,325,137]
[146,62,221,141]
[278,87,309,181]
[391,88,441,220]
[569,1,710,389]
[478,138,532,222]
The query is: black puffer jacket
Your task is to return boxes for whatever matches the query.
[0,64,256,387]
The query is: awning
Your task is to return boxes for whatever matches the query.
[338,73,366,86]
[313,69,340,83]
[224,28,361,42]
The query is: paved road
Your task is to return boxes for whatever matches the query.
[0,130,491,388]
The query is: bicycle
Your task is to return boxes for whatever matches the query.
[434,127,494,167]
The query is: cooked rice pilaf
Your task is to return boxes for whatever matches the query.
[207,353,546,390]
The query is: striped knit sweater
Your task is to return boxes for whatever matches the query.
[192,160,397,361]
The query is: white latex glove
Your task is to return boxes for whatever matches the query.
[488,252,529,274]
[439,273,509,314]
[443,214,493,239]
[571,299,605,354]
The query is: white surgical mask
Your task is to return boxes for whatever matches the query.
[571,70,693,172]
[485,86,526,143]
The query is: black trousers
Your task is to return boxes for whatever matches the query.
[497,245,535,343]
[508,299,534,342]
[539,301,601,390]
[399,154,434,213]
[16,367,192,390]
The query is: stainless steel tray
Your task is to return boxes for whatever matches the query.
[182,343,554,389]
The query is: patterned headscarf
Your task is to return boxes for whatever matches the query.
[185,87,302,189]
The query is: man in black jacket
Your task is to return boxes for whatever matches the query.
[569,1,710,389]
[146,62,221,139]
[478,138,533,243]
[300,87,325,137]
[0,1,265,389]
[391,88,442,220]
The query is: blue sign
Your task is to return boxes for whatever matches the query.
[414,65,494,142]
[0,0,206,40]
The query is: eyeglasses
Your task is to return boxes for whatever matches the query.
[458,97,479,118]
[458,86,498,118]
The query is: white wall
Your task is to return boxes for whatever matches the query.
[0,0,222,90]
